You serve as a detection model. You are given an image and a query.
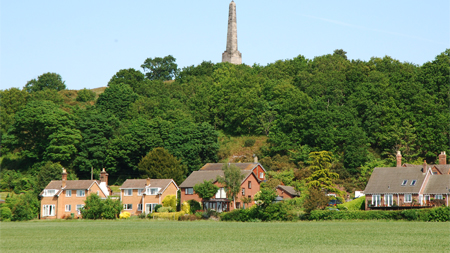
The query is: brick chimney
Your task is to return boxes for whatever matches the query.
[396,151,402,167]
[423,160,427,172]
[100,168,108,185]
[253,154,258,164]
[62,168,67,188]
[439,151,447,165]
[146,178,151,186]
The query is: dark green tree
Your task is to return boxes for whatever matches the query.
[216,164,244,208]
[141,55,178,81]
[138,147,186,184]
[36,161,63,193]
[193,180,219,200]
[96,83,138,120]
[24,72,66,93]
[108,68,145,91]
[76,88,96,102]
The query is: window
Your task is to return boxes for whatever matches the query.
[145,203,158,213]
[410,180,417,186]
[384,194,393,207]
[123,204,132,210]
[404,194,412,203]
[242,188,245,195]
[138,189,144,196]
[150,188,158,195]
[76,190,85,197]
[124,189,132,196]
[248,181,252,189]
[185,188,194,195]
[435,195,443,200]
[401,180,408,186]
[372,195,381,207]
[43,205,55,216]
[137,204,143,211]
[65,205,71,212]
[76,204,84,214]
[215,188,226,199]
[236,202,241,209]
[44,190,56,196]
[259,172,264,179]
[66,190,72,197]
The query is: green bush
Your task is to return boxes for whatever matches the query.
[154,204,163,212]
[244,139,255,147]
[138,213,146,219]
[76,88,96,102]
[0,206,12,221]
[187,200,201,214]
[162,195,177,210]
[337,196,365,211]
[80,194,122,219]
[4,191,39,221]
[158,206,174,213]
[151,211,185,220]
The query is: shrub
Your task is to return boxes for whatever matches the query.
[151,211,185,220]
[162,195,177,210]
[138,213,146,219]
[119,212,131,219]
[244,139,255,147]
[187,200,201,214]
[158,206,174,213]
[81,194,122,219]
[337,196,365,211]
[4,191,39,221]
[0,206,12,221]
[154,204,163,212]
[194,211,203,219]
[181,201,190,214]
[76,88,96,102]
[102,197,123,219]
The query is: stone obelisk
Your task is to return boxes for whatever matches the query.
[222,1,242,64]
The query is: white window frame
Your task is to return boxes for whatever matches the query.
[137,204,143,211]
[384,194,393,207]
[44,189,56,197]
[259,172,264,179]
[242,188,245,196]
[76,204,84,214]
[124,189,132,196]
[372,195,381,207]
[65,204,71,212]
[401,180,408,186]
[185,188,194,195]
[43,205,55,216]
[248,181,252,189]
[215,188,226,199]
[66,190,72,197]
[145,203,158,213]
[404,194,412,203]
[123,204,132,210]
[147,188,158,195]
[138,189,144,196]
[435,195,443,200]
[76,190,85,197]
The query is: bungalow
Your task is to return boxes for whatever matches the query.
[40,168,110,219]
[364,151,449,209]
[119,178,178,215]
[179,161,266,212]
[276,185,300,200]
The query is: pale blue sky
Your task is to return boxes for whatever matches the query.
[1,0,448,90]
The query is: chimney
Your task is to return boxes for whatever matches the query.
[439,151,447,165]
[396,151,402,167]
[254,155,258,164]
[146,178,151,186]
[62,168,67,188]
[100,168,108,185]
[423,160,427,172]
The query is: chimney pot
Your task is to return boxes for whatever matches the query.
[62,168,67,188]
[100,168,108,185]
[146,178,151,186]
[439,151,447,165]
[396,151,402,167]
[254,155,258,164]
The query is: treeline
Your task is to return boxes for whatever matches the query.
[1,50,449,190]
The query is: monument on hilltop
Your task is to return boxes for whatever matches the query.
[222,1,242,64]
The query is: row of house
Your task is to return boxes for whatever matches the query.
[364,151,450,209]
[40,158,301,218]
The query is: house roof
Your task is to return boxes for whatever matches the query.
[276,185,300,197]
[44,180,97,190]
[200,163,266,172]
[433,165,450,175]
[423,175,450,194]
[120,179,176,194]
[364,167,427,194]
[179,170,253,188]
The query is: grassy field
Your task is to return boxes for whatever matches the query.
[1,220,449,252]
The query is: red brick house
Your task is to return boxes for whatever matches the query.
[276,185,300,199]
[364,151,449,209]
[40,168,110,219]
[179,162,266,212]
[119,178,178,215]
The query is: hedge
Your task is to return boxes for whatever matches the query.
[149,211,186,220]
[306,206,449,222]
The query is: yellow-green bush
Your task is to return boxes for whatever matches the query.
[150,211,185,220]
[119,212,131,219]
[162,195,177,210]
[181,201,190,214]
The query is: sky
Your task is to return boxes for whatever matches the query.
[1,0,449,91]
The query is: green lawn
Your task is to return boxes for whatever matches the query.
[1,220,449,252]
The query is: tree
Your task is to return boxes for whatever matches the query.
[24,72,66,93]
[216,164,244,208]
[76,88,96,102]
[305,151,341,195]
[81,194,122,219]
[141,55,178,81]
[303,188,329,213]
[36,161,63,193]
[254,188,277,208]
[96,83,138,120]
[0,88,30,135]
[194,180,219,200]
[138,147,185,184]
[108,68,145,91]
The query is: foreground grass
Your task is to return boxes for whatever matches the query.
[1,220,449,252]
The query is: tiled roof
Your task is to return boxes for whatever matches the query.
[433,165,450,174]
[120,179,174,193]
[423,175,450,194]
[277,185,300,197]
[179,170,253,188]
[44,180,96,190]
[364,167,426,194]
[200,163,259,171]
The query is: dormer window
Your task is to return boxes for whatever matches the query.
[147,188,158,195]
[401,180,408,186]
[410,180,417,186]
[44,190,56,196]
